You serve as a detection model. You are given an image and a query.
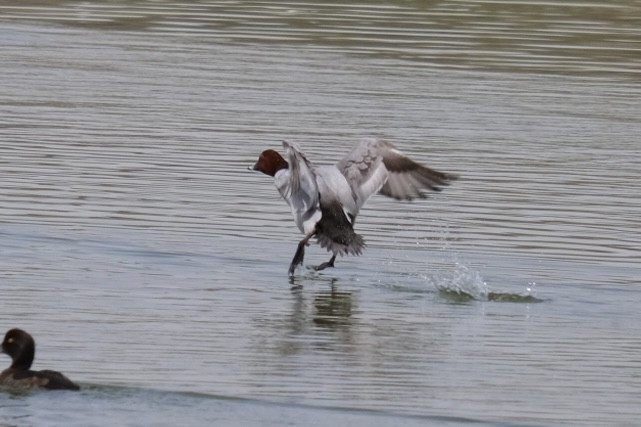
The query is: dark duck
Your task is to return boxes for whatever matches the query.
[1,328,80,391]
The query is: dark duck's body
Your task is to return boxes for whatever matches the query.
[1,328,80,391]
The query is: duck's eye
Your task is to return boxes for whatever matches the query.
[7,338,13,344]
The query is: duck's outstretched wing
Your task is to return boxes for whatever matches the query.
[282,141,322,235]
[337,138,458,210]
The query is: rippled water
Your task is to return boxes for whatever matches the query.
[1,1,640,426]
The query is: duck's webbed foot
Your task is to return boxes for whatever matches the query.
[313,254,336,271]
[289,230,316,276]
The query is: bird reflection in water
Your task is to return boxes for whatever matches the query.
[288,277,354,329]
[313,281,353,328]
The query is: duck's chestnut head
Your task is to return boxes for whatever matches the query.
[252,149,289,177]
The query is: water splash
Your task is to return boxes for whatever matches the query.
[487,281,542,303]
[423,260,543,303]
[431,262,488,301]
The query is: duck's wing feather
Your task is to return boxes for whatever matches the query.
[282,141,321,234]
[10,369,80,390]
[379,148,458,200]
[337,138,458,208]
[336,138,390,211]
[36,369,80,390]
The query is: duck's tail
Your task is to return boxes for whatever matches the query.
[315,199,365,256]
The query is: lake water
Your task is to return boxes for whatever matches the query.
[1,1,640,426]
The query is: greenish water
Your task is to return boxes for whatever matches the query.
[1,1,640,426]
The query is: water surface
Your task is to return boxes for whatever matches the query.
[1,1,640,426]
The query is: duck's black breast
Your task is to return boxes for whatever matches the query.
[0,368,80,391]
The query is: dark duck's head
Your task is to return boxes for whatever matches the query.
[2,328,36,370]
[1,328,80,391]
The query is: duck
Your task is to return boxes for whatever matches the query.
[252,137,458,275]
[1,328,80,391]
